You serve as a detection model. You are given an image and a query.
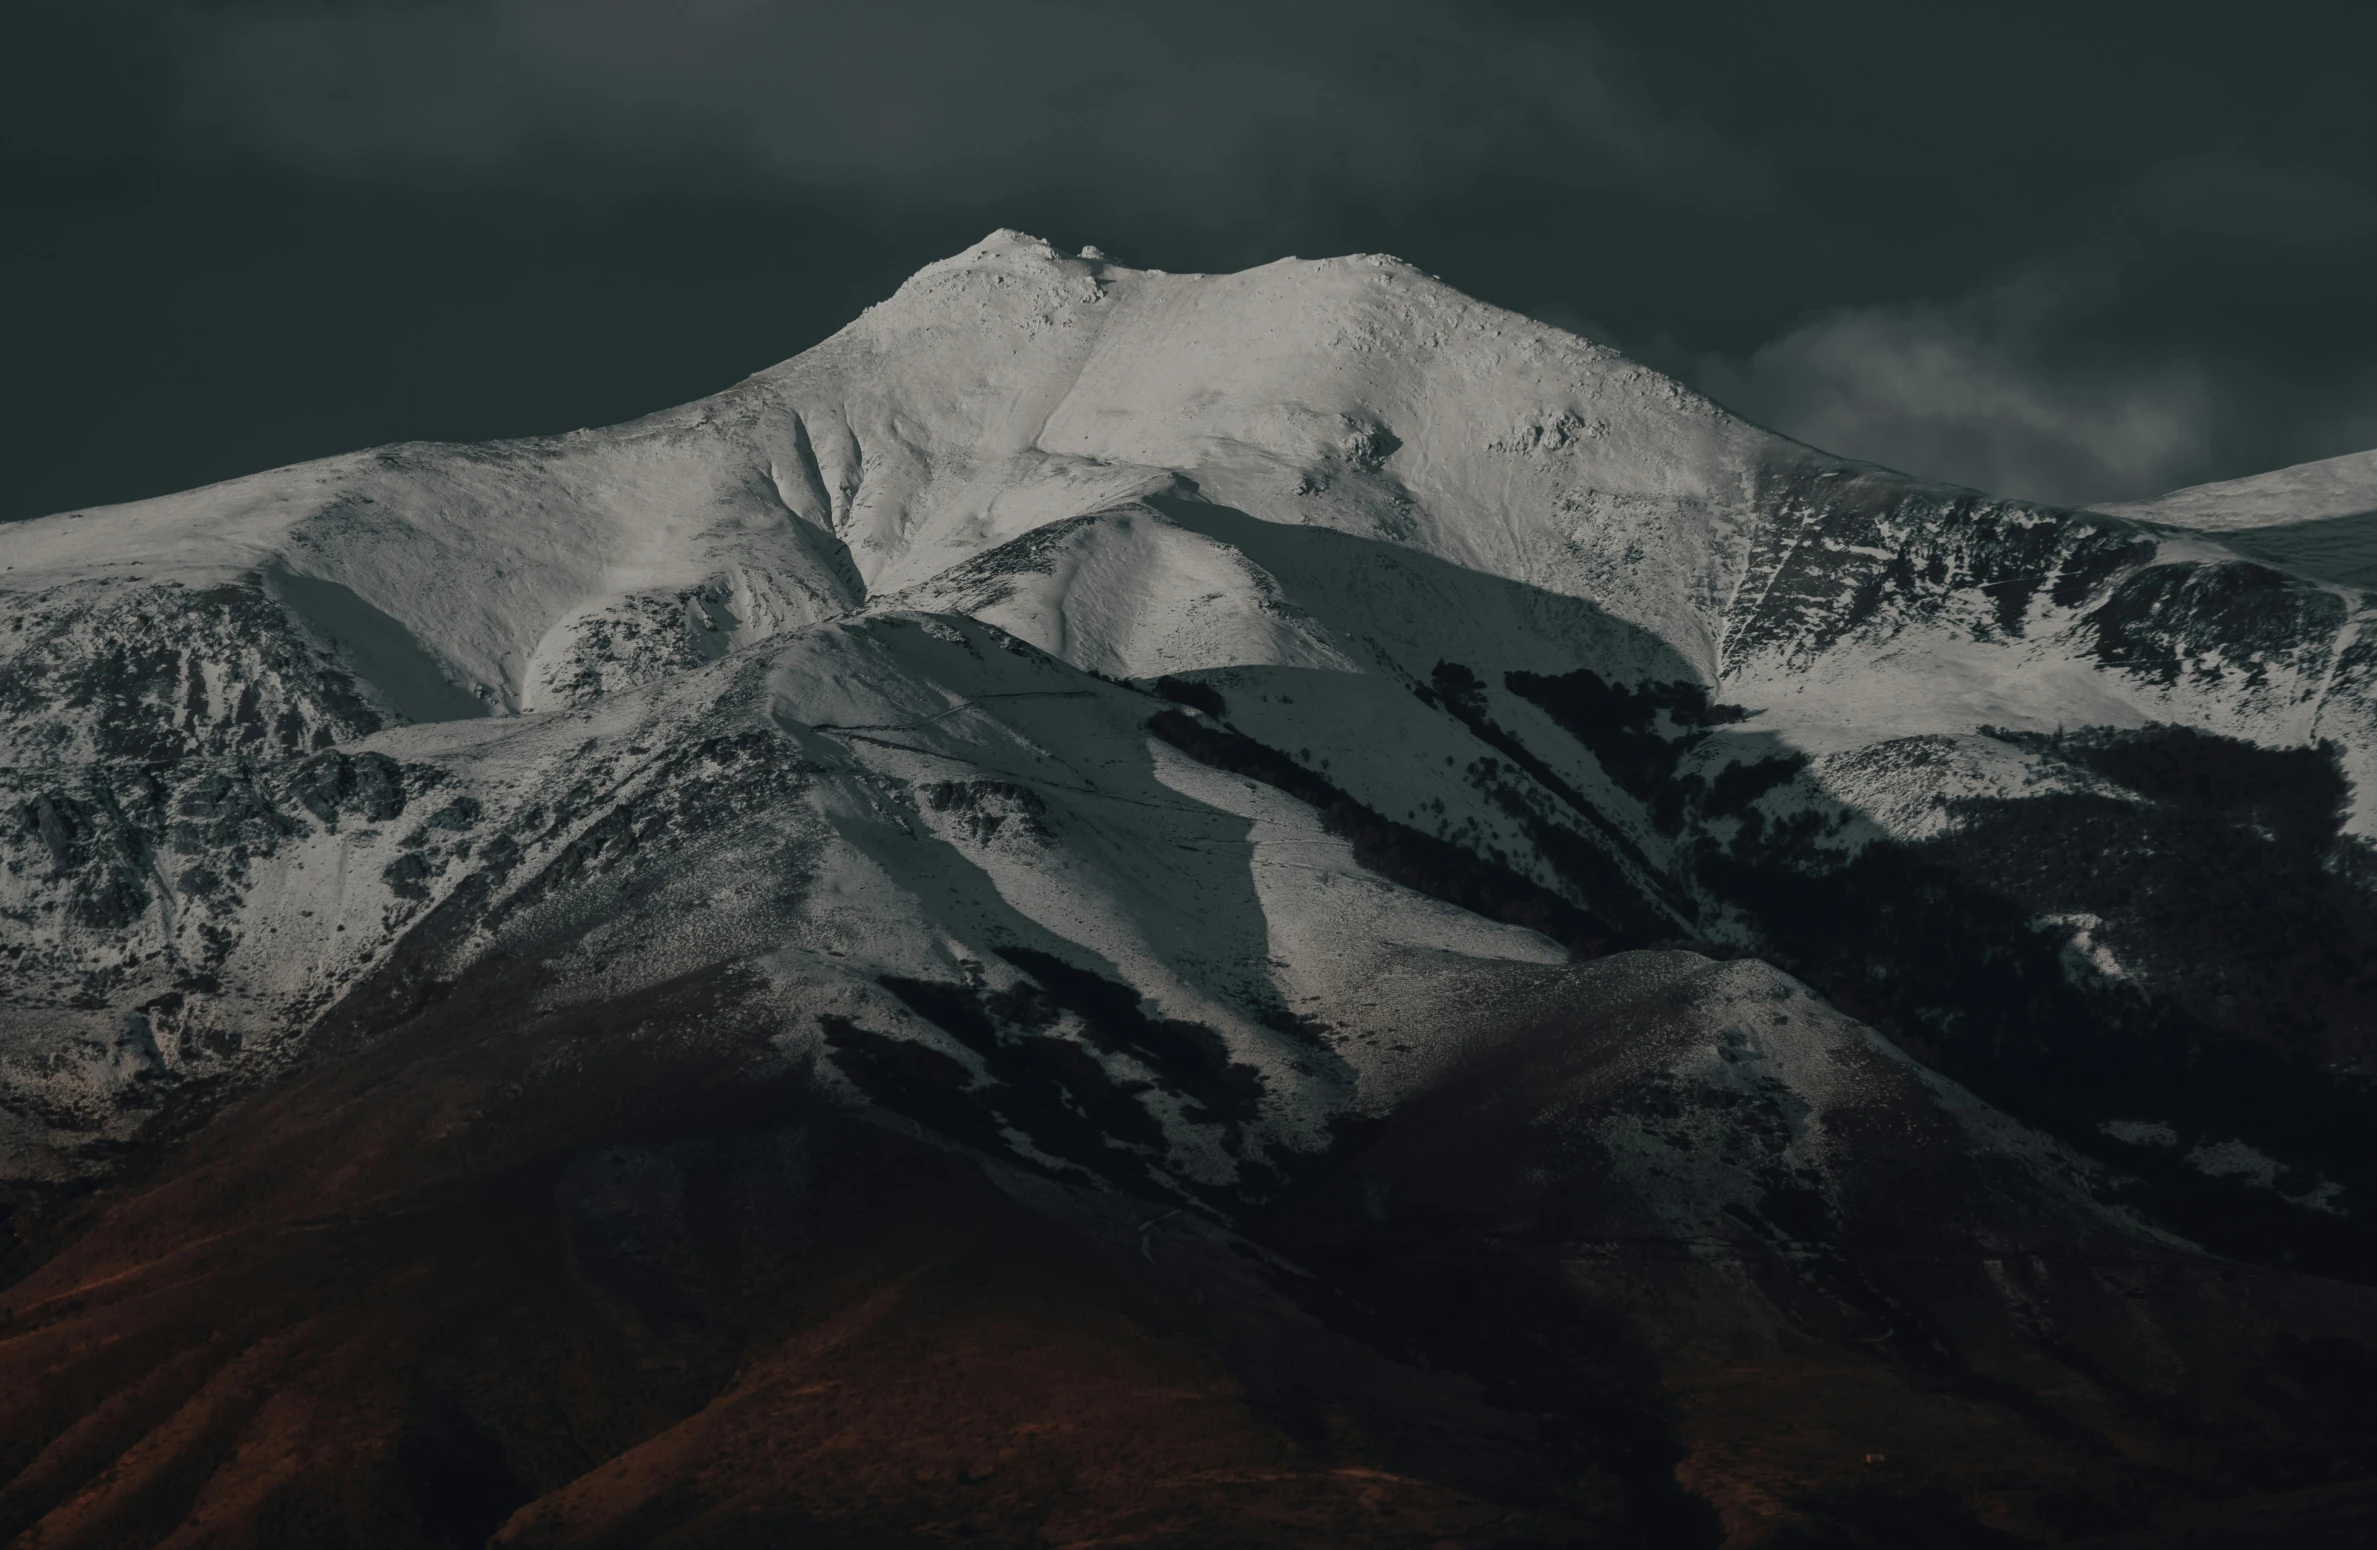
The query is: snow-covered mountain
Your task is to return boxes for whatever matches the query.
[2099,445,2377,589]
[7,232,2377,1546]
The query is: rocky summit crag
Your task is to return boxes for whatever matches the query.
[7,232,2377,1548]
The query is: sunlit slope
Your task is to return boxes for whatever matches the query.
[5,228,2376,1279]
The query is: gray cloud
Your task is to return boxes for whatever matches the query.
[1691,278,2221,508]
[1683,153,2377,508]
[6,2,2374,517]
[165,0,2283,509]
[2128,156,2377,261]
[158,0,1762,237]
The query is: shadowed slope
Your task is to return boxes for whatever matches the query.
[9,233,2377,1546]
[0,952,1666,1549]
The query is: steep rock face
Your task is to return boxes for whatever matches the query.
[0,579,408,767]
[2,416,866,737]
[8,231,2377,1544]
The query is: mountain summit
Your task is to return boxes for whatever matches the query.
[7,234,2377,1547]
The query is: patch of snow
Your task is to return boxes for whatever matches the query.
[2097,446,2377,532]
[2186,1138,2349,1215]
[7,228,2376,1202]
[2034,912,2131,985]
[2100,1119,2180,1148]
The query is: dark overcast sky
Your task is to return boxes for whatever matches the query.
[6,1,2376,523]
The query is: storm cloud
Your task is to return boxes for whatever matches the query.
[29,0,1756,233]
[240,5,1714,200]
[1693,283,2218,508]
[7,1,2377,518]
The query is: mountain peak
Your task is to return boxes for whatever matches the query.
[10,236,2377,1548]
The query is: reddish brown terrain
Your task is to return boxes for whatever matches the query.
[9,954,2377,1549]
[0,981,1617,1548]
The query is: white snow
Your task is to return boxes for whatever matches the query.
[2185,1138,2348,1215]
[2098,447,2377,589]
[2034,912,2132,985]
[2098,447,2377,532]
[5,229,2375,1184]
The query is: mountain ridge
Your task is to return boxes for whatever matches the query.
[9,232,2377,1546]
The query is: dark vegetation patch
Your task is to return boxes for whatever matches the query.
[826,937,1401,1219]
[828,950,1279,1199]
[877,974,1169,1178]
[1689,753,1816,855]
[1504,665,1746,806]
[1461,752,1683,938]
[1146,707,1624,954]
[1504,664,1759,836]
[1993,721,2344,825]
[1495,661,2377,1281]
[1150,674,1227,718]
[2083,562,2346,690]
[993,948,1264,1130]
[1702,724,2377,1281]
[821,1014,1033,1173]
[1420,662,1685,931]
[1249,999,1336,1051]
[1941,725,2372,1064]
